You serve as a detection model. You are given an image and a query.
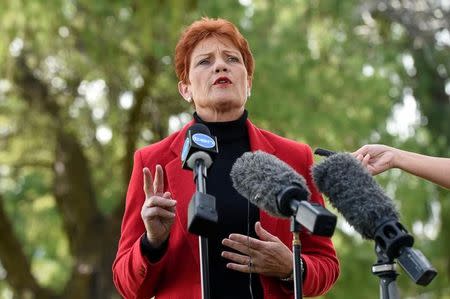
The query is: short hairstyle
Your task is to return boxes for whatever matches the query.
[175,17,254,84]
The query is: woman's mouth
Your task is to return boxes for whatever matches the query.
[213,77,232,86]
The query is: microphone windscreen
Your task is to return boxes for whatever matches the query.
[187,151,213,169]
[230,151,310,218]
[312,153,398,239]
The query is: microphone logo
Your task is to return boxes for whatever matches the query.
[192,133,216,149]
[181,137,190,162]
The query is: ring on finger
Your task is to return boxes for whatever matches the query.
[247,259,254,270]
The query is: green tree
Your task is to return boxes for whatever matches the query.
[1,1,197,298]
[1,0,448,298]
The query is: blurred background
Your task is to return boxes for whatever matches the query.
[0,0,449,298]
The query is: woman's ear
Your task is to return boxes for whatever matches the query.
[178,81,192,103]
[247,77,253,98]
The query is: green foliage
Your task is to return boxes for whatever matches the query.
[0,0,449,298]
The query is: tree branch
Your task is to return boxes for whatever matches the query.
[0,194,55,299]
[113,55,160,222]
[364,0,450,48]
[9,161,54,170]
[13,55,61,120]
[13,53,104,236]
[12,53,115,298]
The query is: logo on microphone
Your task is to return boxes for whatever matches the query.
[181,138,190,162]
[192,133,215,149]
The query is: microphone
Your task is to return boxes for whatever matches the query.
[312,153,437,285]
[312,153,398,240]
[181,123,218,170]
[182,123,219,237]
[314,148,336,157]
[230,151,337,237]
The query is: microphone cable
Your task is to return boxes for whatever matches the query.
[247,198,254,299]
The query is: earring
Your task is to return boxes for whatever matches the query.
[247,89,251,98]
[187,96,192,102]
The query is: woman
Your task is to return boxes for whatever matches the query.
[113,17,339,299]
[354,144,450,189]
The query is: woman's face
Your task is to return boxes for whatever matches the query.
[178,36,252,121]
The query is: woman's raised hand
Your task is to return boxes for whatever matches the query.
[141,165,176,248]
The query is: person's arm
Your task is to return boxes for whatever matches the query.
[112,151,175,299]
[353,144,450,189]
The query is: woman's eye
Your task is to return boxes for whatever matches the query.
[228,56,239,62]
[198,59,209,65]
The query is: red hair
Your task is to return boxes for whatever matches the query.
[174,17,254,84]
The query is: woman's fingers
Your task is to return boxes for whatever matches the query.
[143,165,166,198]
[143,167,154,198]
[145,196,176,209]
[221,251,251,265]
[361,153,371,166]
[142,206,176,219]
[221,225,293,277]
[222,236,259,256]
[221,251,257,273]
[153,165,164,195]
[255,221,279,242]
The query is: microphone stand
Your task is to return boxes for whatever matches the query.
[290,216,303,299]
[193,159,211,299]
[372,245,400,299]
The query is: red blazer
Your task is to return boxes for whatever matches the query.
[113,119,339,299]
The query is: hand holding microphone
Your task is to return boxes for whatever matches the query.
[312,152,437,286]
[352,144,397,175]
[353,144,450,189]
[312,152,399,240]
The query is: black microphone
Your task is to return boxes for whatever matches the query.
[182,123,219,237]
[314,148,336,157]
[230,151,337,237]
[312,153,437,285]
[181,123,218,170]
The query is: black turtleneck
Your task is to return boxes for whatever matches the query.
[194,111,263,299]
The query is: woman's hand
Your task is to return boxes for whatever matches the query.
[353,144,398,175]
[141,165,176,248]
[221,221,293,278]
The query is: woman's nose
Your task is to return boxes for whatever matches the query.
[214,60,228,73]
